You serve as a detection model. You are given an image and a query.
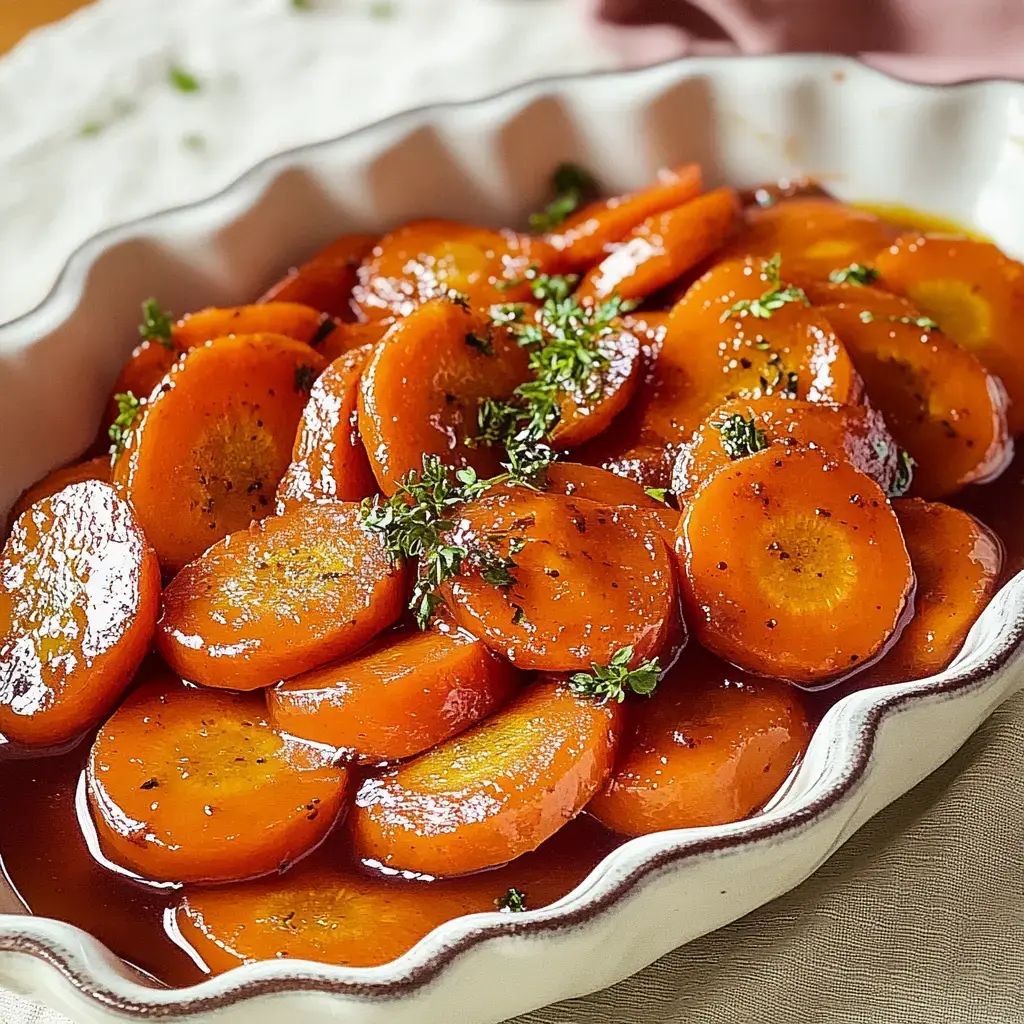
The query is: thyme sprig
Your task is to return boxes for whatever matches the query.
[496,888,528,913]
[568,645,661,704]
[829,263,879,286]
[720,254,808,323]
[139,299,174,350]
[108,392,143,462]
[712,412,769,460]
[529,163,600,234]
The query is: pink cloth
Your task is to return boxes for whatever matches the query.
[586,0,1024,82]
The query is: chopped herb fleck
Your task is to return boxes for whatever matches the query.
[829,263,879,286]
[495,888,527,913]
[568,645,661,704]
[889,450,915,497]
[511,603,528,626]
[720,254,809,322]
[465,332,494,355]
[169,65,202,93]
[139,298,175,349]
[644,487,669,504]
[475,550,518,589]
[294,365,317,393]
[712,413,769,460]
[109,392,143,462]
[529,163,599,234]
[858,310,939,331]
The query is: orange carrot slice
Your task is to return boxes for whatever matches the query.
[4,456,110,541]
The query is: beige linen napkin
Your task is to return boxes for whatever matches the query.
[4,691,1022,1023]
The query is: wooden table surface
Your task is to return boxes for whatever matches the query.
[0,0,93,55]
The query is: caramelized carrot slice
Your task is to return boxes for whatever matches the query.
[550,163,703,271]
[316,320,389,363]
[575,188,740,304]
[4,456,110,540]
[112,333,324,574]
[588,648,811,835]
[817,288,1010,498]
[0,481,160,748]
[874,235,1024,434]
[353,220,560,321]
[87,676,348,883]
[672,397,901,501]
[258,233,378,319]
[268,620,520,762]
[856,499,1003,686]
[157,502,406,692]
[621,310,670,346]
[349,680,622,876]
[725,197,896,279]
[358,298,530,493]
[441,490,679,672]
[544,462,662,506]
[679,446,913,683]
[275,344,378,511]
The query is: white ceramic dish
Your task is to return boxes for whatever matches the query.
[2,53,1024,1024]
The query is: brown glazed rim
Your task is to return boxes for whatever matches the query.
[2,53,1024,1020]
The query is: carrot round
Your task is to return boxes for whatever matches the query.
[550,163,703,271]
[112,333,324,574]
[258,233,378,319]
[276,344,378,511]
[575,187,740,304]
[874,235,1024,433]
[588,648,811,835]
[268,620,520,762]
[726,197,896,279]
[4,455,110,540]
[349,680,622,876]
[316,320,389,363]
[353,220,559,320]
[358,298,529,493]
[441,490,679,672]
[0,481,160,748]
[157,502,406,691]
[87,676,348,883]
[544,462,662,506]
[672,397,901,501]
[678,446,913,683]
[856,499,1003,686]
[817,288,1010,498]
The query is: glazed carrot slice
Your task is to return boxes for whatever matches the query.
[678,446,914,683]
[349,680,623,876]
[441,490,679,672]
[855,499,1003,686]
[0,481,160,748]
[87,677,348,883]
[672,397,901,501]
[358,298,530,493]
[258,233,378,319]
[268,620,520,762]
[725,197,897,279]
[112,333,324,574]
[817,288,1010,498]
[874,235,1024,433]
[275,344,378,511]
[4,455,110,540]
[174,814,618,974]
[621,310,670,346]
[316,320,389,363]
[550,163,703,271]
[544,462,662,507]
[575,188,740,304]
[157,502,406,691]
[353,220,560,321]
[588,648,811,835]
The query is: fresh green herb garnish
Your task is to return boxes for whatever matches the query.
[108,392,143,462]
[644,487,669,504]
[757,352,798,398]
[889,450,915,498]
[475,550,518,589]
[294,365,317,393]
[529,274,578,303]
[858,310,939,331]
[568,645,661,705]
[465,332,494,355]
[712,412,769,460]
[169,66,202,93]
[829,263,879,286]
[139,299,174,350]
[495,888,527,913]
[720,254,808,322]
[528,163,599,234]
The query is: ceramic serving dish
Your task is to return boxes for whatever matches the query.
[2,53,1024,1024]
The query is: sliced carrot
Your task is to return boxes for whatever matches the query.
[544,462,662,507]
[112,334,324,574]
[316,320,389,363]
[621,310,670,346]
[258,233,378,319]
[157,502,406,691]
[817,288,1010,498]
[678,446,913,683]
[4,456,110,540]
[353,220,560,321]
[672,397,901,501]
[87,676,348,884]
[358,298,530,493]
[874,235,1024,434]
[441,490,679,672]
[588,647,811,835]
[575,188,740,304]
[856,499,1003,686]
[275,344,378,511]
[268,619,520,762]
[0,481,160,748]
[349,680,622,876]
[549,163,703,272]
[725,197,897,279]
